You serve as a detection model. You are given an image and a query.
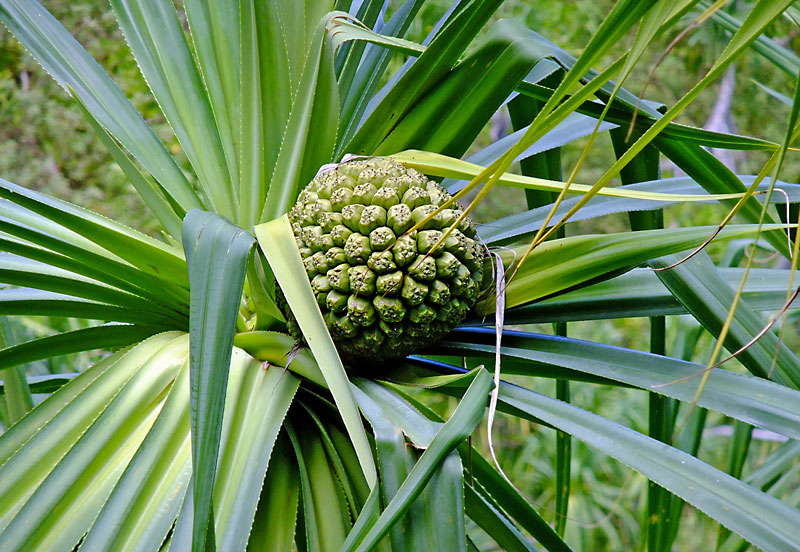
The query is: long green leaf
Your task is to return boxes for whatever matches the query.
[246,431,299,552]
[162,353,300,552]
[708,2,800,76]
[355,379,466,551]
[486,225,791,311]
[651,252,800,389]
[0,318,32,425]
[461,441,573,552]
[498,383,800,552]
[654,137,791,257]
[374,19,549,158]
[354,382,421,550]
[254,215,377,488]
[478,177,800,245]
[0,332,181,466]
[344,0,503,156]
[238,1,288,229]
[182,210,254,552]
[109,0,235,220]
[464,484,538,552]
[337,0,425,147]
[0,373,78,398]
[0,179,188,287]
[719,441,800,552]
[286,419,349,552]
[0,334,188,550]
[335,0,385,79]
[0,324,163,372]
[79,358,192,552]
[371,378,572,552]
[0,226,189,313]
[0,200,117,261]
[501,267,800,323]
[392,150,748,203]
[213,352,299,551]
[434,328,800,441]
[328,14,424,57]
[184,0,241,204]
[299,402,364,523]
[516,78,779,152]
[451,111,612,195]
[0,254,179,324]
[260,15,339,224]
[0,288,177,325]
[70,92,183,239]
[345,368,491,551]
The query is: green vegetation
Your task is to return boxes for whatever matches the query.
[0,1,799,551]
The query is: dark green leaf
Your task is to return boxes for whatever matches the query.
[651,252,800,390]
[345,368,491,551]
[0,324,163,371]
[499,382,800,552]
[435,328,800,440]
[344,0,503,155]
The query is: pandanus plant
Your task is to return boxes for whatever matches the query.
[0,0,800,550]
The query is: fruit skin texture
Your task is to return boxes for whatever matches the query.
[281,157,488,363]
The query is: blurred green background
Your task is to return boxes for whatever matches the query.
[2,1,798,549]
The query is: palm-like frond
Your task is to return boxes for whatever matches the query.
[0,0,799,551]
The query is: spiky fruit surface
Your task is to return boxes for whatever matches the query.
[283,157,487,363]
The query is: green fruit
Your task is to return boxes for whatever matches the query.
[283,157,487,362]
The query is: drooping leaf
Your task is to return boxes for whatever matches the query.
[182,210,254,552]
